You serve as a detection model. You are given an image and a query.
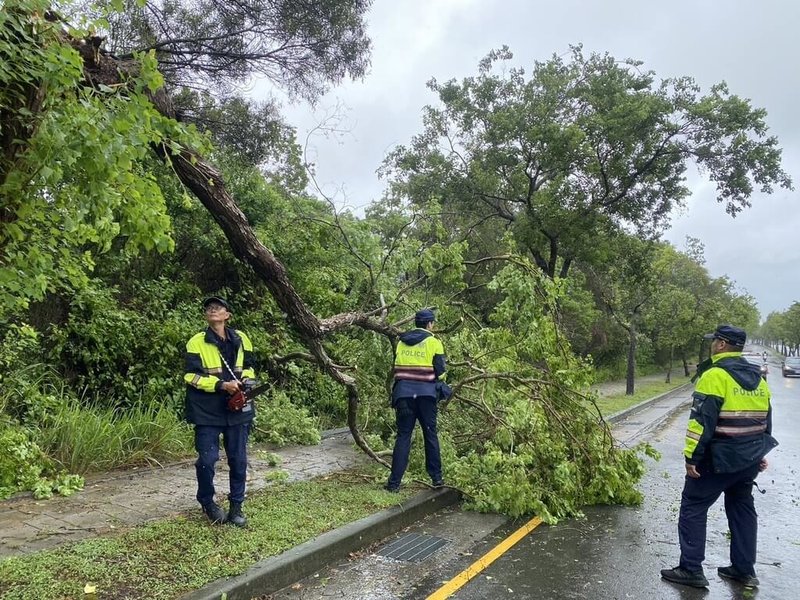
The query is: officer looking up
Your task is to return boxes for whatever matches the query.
[385,309,447,492]
[184,297,256,527]
[661,325,778,589]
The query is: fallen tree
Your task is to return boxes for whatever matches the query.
[1,2,653,519]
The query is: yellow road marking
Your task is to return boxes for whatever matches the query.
[425,515,543,600]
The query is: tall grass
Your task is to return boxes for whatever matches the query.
[35,401,193,473]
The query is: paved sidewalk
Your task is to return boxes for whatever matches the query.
[0,429,365,559]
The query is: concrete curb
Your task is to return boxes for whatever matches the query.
[181,487,462,600]
[607,381,693,425]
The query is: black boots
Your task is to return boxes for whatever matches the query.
[660,566,709,588]
[202,500,246,527]
[227,501,247,528]
[202,501,227,525]
[718,565,759,587]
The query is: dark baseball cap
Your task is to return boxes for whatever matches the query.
[415,309,436,324]
[202,296,230,311]
[703,324,746,347]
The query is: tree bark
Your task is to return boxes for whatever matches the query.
[665,345,673,384]
[625,319,636,396]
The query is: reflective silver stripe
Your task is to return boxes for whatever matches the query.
[395,373,437,382]
[204,367,223,375]
[715,425,767,436]
[394,367,436,382]
[686,430,701,441]
[191,374,201,387]
[719,411,768,418]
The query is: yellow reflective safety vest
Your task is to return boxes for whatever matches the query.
[684,352,775,473]
[393,329,445,401]
[184,327,256,426]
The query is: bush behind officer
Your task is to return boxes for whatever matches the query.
[184,297,256,527]
[385,308,448,492]
[661,324,778,589]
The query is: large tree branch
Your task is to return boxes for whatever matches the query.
[73,36,390,466]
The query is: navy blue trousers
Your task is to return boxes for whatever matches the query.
[194,423,249,506]
[678,463,760,575]
[388,396,441,488]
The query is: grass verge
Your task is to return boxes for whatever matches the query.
[0,474,413,600]
[595,378,691,416]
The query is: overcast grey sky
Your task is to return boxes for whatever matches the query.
[255,0,799,318]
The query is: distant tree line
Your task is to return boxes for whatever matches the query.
[759,305,800,356]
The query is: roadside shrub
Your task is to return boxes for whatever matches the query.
[0,323,64,424]
[251,390,321,446]
[0,425,84,500]
[34,400,193,473]
[46,283,200,410]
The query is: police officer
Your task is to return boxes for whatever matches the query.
[385,309,447,492]
[184,297,256,527]
[661,325,777,588]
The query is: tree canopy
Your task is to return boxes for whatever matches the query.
[385,46,792,279]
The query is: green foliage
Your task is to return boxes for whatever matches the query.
[376,259,651,520]
[0,324,63,423]
[0,1,208,316]
[761,302,800,354]
[171,89,308,191]
[34,400,193,473]
[46,283,201,408]
[103,0,373,99]
[252,391,321,446]
[386,45,791,281]
[264,469,289,483]
[0,425,84,500]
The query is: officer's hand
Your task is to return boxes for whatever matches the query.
[685,463,701,479]
[221,381,242,395]
[759,458,768,472]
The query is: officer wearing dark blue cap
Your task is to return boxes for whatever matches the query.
[661,324,777,589]
[184,296,256,527]
[702,324,747,347]
[385,309,448,492]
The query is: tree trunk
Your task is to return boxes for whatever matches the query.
[665,345,673,383]
[626,320,636,395]
[681,353,690,377]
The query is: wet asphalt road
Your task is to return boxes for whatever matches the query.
[412,365,800,600]
[275,362,800,600]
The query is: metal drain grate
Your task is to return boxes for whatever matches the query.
[377,533,449,562]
